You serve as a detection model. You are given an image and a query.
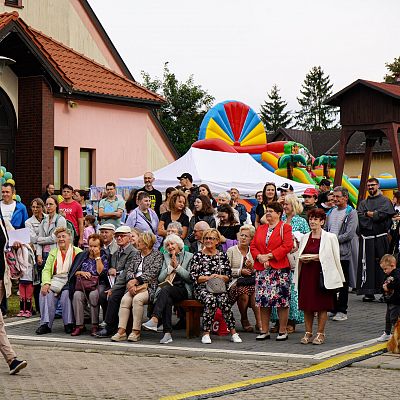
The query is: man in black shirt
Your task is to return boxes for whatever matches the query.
[132,172,163,216]
[177,173,199,212]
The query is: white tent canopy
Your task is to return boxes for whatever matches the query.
[118,148,314,197]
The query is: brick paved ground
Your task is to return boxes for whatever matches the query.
[0,345,399,400]
[5,293,388,360]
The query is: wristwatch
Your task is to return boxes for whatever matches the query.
[95,257,101,261]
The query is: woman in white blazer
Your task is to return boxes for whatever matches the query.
[295,208,345,345]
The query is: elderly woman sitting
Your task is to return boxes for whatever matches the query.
[227,224,261,332]
[190,228,242,344]
[111,232,163,342]
[68,234,109,337]
[142,234,193,343]
[35,227,85,335]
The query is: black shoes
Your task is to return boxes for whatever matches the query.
[362,295,375,302]
[9,359,27,375]
[64,324,74,334]
[35,324,51,335]
[95,328,113,338]
[173,319,186,330]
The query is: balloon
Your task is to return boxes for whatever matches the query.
[6,178,15,186]
[4,172,12,180]
[15,195,21,202]
[0,166,6,175]
[0,177,5,185]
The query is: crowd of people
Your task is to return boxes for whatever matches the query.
[2,172,400,374]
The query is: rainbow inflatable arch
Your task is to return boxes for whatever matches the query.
[193,100,360,205]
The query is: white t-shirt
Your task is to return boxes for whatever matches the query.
[0,201,16,224]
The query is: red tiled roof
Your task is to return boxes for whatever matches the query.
[362,80,400,98]
[0,12,164,104]
[326,79,400,106]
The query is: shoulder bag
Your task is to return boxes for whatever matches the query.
[49,273,68,294]
[205,253,226,294]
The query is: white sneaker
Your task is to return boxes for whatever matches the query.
[332,312,348,321]
[327,312,336,319]
[201,334,212,344]
[159,333,173,344]
[377,332,392,342]
[231,333,242,343]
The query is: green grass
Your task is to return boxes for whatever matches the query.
[7,293,20,316]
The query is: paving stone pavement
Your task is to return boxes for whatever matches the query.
[222,366,400,399]
[0,345,306,399]
[0,344,399,400]
[4,293,388,361]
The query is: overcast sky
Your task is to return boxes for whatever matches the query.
[89,0,400,115]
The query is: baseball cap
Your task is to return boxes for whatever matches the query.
[302,188,319,197]
[177,173,193,182]
[318,179,331,187]
[98,223,116,232]
[277,183,294,192]
[114,226,131,235]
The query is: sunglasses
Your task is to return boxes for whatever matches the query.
[204,236,218,241]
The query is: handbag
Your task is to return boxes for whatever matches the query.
[50,273,68,294]
[205,253,226,294]
[75,275,99,292]
[236,255,255,286]
[236,276,256,286]
[133,282,148,294]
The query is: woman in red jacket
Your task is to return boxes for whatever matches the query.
[250,202,293,341]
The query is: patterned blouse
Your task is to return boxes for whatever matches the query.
[190,251,232,293]
[79,252,109,276]
[282,214,310,234]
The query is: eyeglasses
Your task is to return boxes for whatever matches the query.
[204,236,218,241]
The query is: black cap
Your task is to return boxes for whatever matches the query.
[277,182,294,192]
[318,179,331,187]
[177,173,193,182]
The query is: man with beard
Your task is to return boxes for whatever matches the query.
[357,178,395,302]
[132,172,163,216]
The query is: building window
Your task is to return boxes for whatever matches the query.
[80,149,93,189]
[54,147,65,191]
[4,0,23,8]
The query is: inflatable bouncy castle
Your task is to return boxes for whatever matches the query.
[193,100,359,204]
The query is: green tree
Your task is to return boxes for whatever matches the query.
[384,56,400,83]
[259,84,292,132]
[295,66,338,131]
[141,63,214,155]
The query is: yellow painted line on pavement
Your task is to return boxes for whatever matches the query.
[160,342,387,400]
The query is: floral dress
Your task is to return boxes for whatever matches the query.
[190,251,236,332]
[271,214,310,323]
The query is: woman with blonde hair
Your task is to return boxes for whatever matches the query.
[227,224,261,332]
[111,231,163,342]
[190,228,242,344]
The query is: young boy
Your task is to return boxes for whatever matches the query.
[377,254,400,342]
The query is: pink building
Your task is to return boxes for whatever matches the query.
[0,3,177,203]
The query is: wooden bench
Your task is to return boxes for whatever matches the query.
[176,300,203,339]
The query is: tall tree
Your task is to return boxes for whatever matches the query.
[259,84,292,132]
[295,66,338,131]
[384,56,400,83]
[141,63,214,155]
